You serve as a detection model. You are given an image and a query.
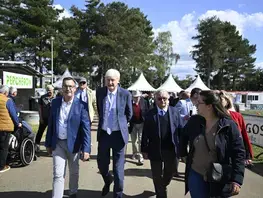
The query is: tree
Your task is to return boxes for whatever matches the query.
[192,17,226,88]
[70,0,157,88]
[19,0,62,86]
[0,0,23,60]
[155,31,180,74]
[192,17,256,90]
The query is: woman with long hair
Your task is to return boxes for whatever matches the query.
[219,91,253,165]
[180,90,245,198]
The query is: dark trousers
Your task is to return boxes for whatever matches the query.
[35,119,48,144]
[97,130,125,198]
[150,149,177,198]
[0,132,10,170]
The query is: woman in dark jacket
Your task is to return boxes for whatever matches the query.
[180,90,245,198]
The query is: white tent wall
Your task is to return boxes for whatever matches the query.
[52,68,73,88]
[127,73,156,92]
[157,74,182,93]
[185,75,210,92]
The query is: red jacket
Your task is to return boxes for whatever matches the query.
[229,111,253,159]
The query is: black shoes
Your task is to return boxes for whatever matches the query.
[101,176,113,196]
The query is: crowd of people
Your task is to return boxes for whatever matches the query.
[0,68,253,198]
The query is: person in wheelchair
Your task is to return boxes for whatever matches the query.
[8,120,36,166]
[0,85,22,173]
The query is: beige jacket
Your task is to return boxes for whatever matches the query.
[86,87,97,122]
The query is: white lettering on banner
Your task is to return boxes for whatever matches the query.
[3,71,33,89]
[243,115,263,148]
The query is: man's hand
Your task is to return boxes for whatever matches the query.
[18,123,22,128]
[46,147,52,155]
[231,182,241,196]
[81,152,90,161]
[142,152,148,160]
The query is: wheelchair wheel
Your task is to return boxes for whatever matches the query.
[20,138,35,166]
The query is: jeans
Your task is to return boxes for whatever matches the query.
[188,169,210,198]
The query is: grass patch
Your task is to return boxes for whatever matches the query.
[252,145,263,163]
[241,110,263,116]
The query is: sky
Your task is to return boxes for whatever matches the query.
[54,0,263,79]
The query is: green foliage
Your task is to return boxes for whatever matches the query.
[192,16,257,90]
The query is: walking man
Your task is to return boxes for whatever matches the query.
[141,90,183,198]
[45,77,91,198]
[96,69,132,198]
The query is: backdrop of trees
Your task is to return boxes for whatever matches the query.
[0,0,261,90]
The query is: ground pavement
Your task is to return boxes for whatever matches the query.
[0,119,263,198]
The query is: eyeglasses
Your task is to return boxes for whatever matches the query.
[62,85,75,89]
[79,82,86,85]
[157,97,168,101]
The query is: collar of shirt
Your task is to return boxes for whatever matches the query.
[107,88,117,96]
[62,97,74,105]
[157,106,168,115]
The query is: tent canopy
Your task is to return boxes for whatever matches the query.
[157,74,182,93]
[128,73,156,92]
[185,75,210,92]
[52,68,72,88]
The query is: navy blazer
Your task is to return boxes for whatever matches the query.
[96,86,133,144]
[45,97,91,153]
[141,106,184,160]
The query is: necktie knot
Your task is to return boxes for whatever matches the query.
[161,110,165,116]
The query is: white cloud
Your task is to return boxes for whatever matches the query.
[154,10,263,79]
[53,4,72,20]
[255,62,263,69]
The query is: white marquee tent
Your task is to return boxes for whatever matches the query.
[128,73,156,92]
[52,68,73,88]
[157,74,182,93]
[185,75,210,92]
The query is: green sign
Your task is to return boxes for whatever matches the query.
[3,71,33,89]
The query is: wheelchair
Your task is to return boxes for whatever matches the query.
[8,121,36,166]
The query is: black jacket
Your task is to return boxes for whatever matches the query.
[141,106,183,161]
[180,115,245,196]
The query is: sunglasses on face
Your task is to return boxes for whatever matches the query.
[157,97,168,101]
[79,82,86,85]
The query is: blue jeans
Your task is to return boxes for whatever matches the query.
[188,169,210,198]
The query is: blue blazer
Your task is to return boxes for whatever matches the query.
[45,97,91,153]
[141,106,183,160]
[96,86,133,144]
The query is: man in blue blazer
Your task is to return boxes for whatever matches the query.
[96,69,132,198]
[175,87,201,126]
[141,90,183,198]
[45,77,91,198]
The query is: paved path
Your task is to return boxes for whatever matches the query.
[0,121,263,198]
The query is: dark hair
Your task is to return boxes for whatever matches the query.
[190,87,202,98]
[62,77,76,86]
[200,90,231,119]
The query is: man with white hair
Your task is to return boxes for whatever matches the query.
[141,89,183,198]
[96,68,132,198]
[8,86,17,102]
[0,85,21,173]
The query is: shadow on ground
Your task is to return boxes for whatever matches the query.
[247,162,263,177]
[0,190,155,198]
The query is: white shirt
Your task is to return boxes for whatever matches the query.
[58,97,74,140]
